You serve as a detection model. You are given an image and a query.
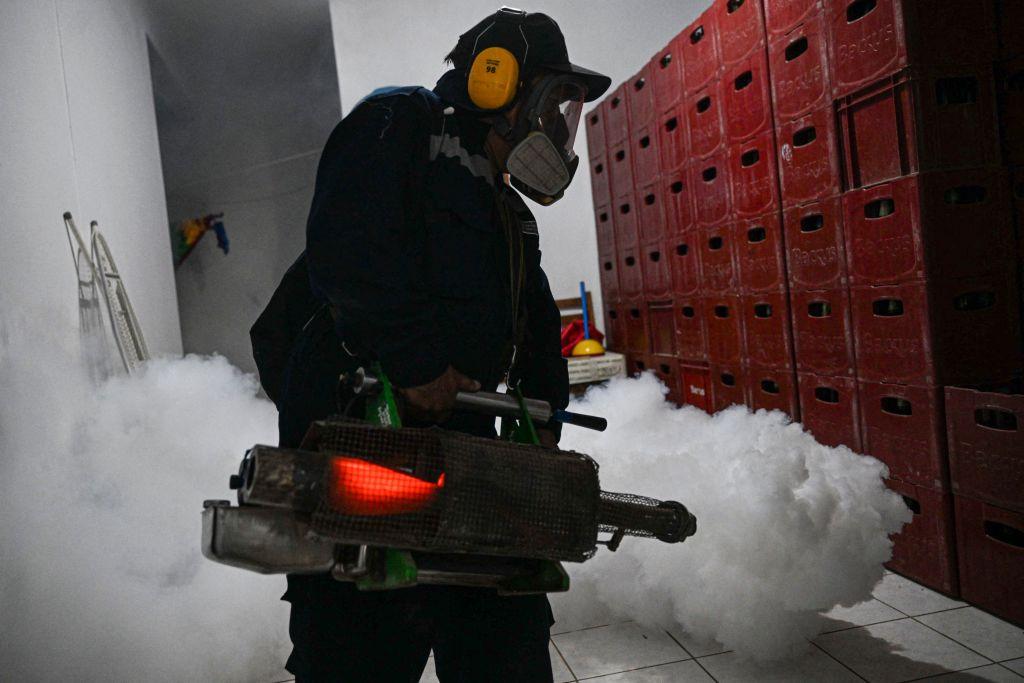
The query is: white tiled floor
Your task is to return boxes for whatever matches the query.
[271,572,1024,682]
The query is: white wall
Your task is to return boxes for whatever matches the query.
[328,0,710,328]
[0,0,183,356]
[149,1,340,374]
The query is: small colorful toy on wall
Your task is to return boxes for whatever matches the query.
[171,213,229,268]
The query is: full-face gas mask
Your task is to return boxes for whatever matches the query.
[501,74,587,205]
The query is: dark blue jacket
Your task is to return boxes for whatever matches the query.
[278,86,568,445]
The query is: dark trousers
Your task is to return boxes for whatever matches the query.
[284,574,554,682]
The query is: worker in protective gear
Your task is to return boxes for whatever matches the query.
[272,8,610,681]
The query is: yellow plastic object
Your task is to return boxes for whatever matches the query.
[468,46,520,110]
[571,339,606,357]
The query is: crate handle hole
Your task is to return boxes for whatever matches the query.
[589,113,600,126]
[954,291,996,311]
[625,256,636,266]
[846,0,876,23]
[611,96,621,108]
[649,251,661,262]
[901,495,921,515]
[702,167,718,182]
[676,243,689,256]
[708,236,724,250]
[660,364,671,374]
[660,53,673,68]
[634,77,646,91]
[815,387,840,404]
[872,299,904,316]
[671,180,684,194]
[735,71,753,91]
[793,127,817,147]
[714,305,731,318]
[727,0,745,13]
[629,308,640,318]
[935,77,979,106]
[808,301,832,317]
[741,149,761,167]
[696,96,712,113]
[754,303,773,318]
[682,306,695,318]
[636,361,647,371]
[615,150,626,161]
[785,37,809,62]
[984,520,1024,548]
[881,396,913,416]
[944,185,987,204]
[599,212,609,222]
[747,226,767,242]
[761,379,780,394]
[609,310,618,319]
[975,407,1018,431]
[664,116,679,132]
[595,163,604,174]
[603,261,613,271]
[644,193,656,205]
[640,136,651,149]
[620,203,631,214]
[800,214,825,232]
[721,373,736,387]
[865,198,896,218]
[690,25,705,44]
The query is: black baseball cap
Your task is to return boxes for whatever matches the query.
[441,7,611,104]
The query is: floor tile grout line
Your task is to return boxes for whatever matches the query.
[809,639,870,682]
[870,594,913,618]
[910,614,998,665]
[995,662,1024,679]
[549,637,579,682]
[665,629,720,682]
[898,661,1020,683]
[574,657,696,681]
[819,614,914,635]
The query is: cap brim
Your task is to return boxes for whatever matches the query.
[543,62,612,102]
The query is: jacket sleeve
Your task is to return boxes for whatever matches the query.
[305,96,449,389]
[518,258,570,441]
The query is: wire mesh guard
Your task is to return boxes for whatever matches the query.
[306,419,603,563]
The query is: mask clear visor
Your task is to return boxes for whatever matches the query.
[533,79,586,161]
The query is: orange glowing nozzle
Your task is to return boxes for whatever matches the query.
[327,456,445,516]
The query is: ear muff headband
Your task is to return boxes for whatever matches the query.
[468,46,521,110]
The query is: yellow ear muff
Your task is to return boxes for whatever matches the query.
[467,46,520,110]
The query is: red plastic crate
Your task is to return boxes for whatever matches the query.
[711,362,747,410]
[653,355,684,404]
[637,183,666,243]
[686,81,726,158]
[675,296,708,361]
[791,287,856,376]
[682,8,722,92]
[692,152,733,228]
[605,83,630,144]
[742,291,795,370]
[861,382,948,488]
[669,232,702,296]
[662,164,696,236]
[700,223,739,293]
[737,211,787,293]
[784,196,847,290]
[590,154,611,209]
[730,130,781,218]
[613,191,639,252]
[626,353,649,377]
[627,65,656,128]
[706,294,745,364]
[632,125,661,189]
[769,9,831,120]
[609,139,635,199]
[585,101,607,160]
[599,244,619,301]
[837,66,1002,190]
[682,364,713,412]
[955,495,1024,626]
[625,299,650,354]
[826,0,998,99]
[651,42,684,114]
[618,246,642,297]
[604,299,625,351]
[747,366,801,418]
[946,387,1024,513]
[642,239,672,300]
[777,106,842,207]
[595,203,614,254]
[996,0,1024,59]
[886,478,959,597]
[765,0,820,40]
[851,274,1023,386]
[648,300,677,357]
[657,105,688,174]
[844,170,1015,285]
[797,373,862,450]
[716,0,767,66]
[999,57,1024,166]
[723,50,773,143]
